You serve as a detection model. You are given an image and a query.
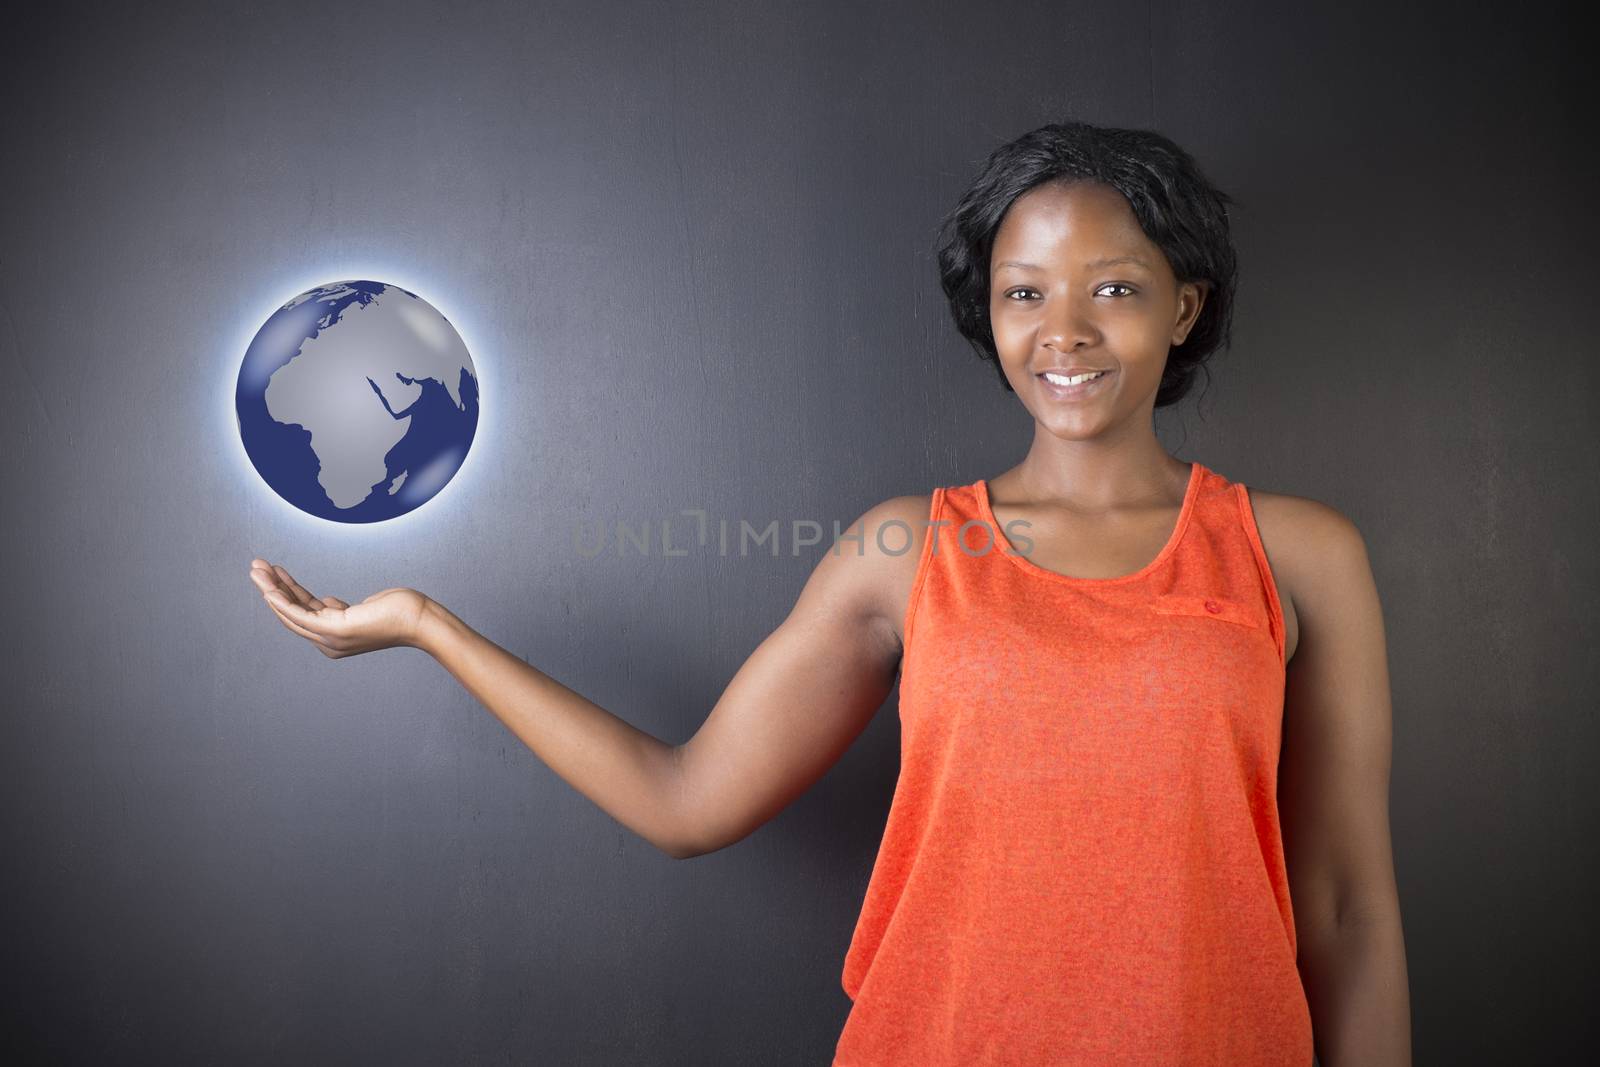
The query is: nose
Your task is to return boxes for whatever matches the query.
[1038,290,1100,353]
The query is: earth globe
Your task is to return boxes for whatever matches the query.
[235,280,480,523]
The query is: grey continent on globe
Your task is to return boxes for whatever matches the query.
[235,280,480,523]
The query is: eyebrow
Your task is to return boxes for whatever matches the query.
[994,255,1153,271]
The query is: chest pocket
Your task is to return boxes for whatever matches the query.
[1150,593,1263,630]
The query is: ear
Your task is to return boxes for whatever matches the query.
[1174,281,1210,345]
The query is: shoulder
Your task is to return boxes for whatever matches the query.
[1239,486,1376,660]
[1245,487,1371,577]
[861,492,941,539]
[847,493,940,600]
[832,495,940,655]
[798,493,937,662]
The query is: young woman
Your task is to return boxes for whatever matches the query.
[250,121,1411,1066]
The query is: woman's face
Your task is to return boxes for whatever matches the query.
[988,180,1207,438]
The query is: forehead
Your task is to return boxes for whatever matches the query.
[992,181,1151,258]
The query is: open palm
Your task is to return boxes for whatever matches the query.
[249,558,428,658]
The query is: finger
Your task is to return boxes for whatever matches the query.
[249,564,300,606]
[320,596,351,610]
[248,563,280,593]
[254,566,326,608]
[265,594,335,647]
[264,589,346,638]
[272,565,320,609]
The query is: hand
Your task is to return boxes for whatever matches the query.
[249,558,430,658]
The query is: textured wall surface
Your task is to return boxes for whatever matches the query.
[1,0,1593,1062]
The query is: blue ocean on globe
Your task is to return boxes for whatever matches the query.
[236,280,480,523]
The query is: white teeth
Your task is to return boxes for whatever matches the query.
[1043,370,1106,386]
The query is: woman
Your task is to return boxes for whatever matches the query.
[251,121,1411,1065]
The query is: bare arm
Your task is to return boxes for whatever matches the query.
[250,560,700,859]
[249,494,916,862]
[673,497,916,857]
[1272,501,1413,1066]
[416,601,696,858]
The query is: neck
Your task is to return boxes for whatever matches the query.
[1004,424,1189,513]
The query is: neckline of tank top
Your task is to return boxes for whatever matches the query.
[973,460,1204,587]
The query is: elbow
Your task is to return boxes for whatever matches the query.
[666,824,726,861]
[665,745,762,860]
[666,745,706,860]
[664,837,705,861]
[667,822,741,861]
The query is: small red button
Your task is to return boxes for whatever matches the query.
[1204,599,1221,613]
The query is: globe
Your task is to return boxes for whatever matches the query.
[235,280,480,523]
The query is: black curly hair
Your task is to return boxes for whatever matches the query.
[934,121,1240,408]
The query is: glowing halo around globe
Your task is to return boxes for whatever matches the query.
[235,280,481,524]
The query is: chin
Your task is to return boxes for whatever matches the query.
[1044,422,1107,441]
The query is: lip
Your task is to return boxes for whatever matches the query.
[1036,367,1114,401]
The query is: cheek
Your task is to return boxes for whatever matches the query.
[989,308,1027,352]
[1106,316,1174,359]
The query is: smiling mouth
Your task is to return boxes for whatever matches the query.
[1036,368,1114,398]
[1039,369,1110,386]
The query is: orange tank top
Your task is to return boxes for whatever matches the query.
[833,460,1313,1066]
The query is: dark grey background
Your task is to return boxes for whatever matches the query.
[2,0,1593,1063]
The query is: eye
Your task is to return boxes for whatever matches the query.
[1002,284,1136,301]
